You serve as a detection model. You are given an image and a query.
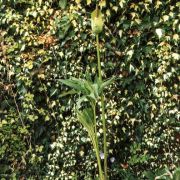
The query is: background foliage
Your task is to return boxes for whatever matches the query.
[0,0,179,179]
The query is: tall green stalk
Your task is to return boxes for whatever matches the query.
[61,6,108,179]
[92,104,104,180]
[96,34,108,179]
[91,132,104,180]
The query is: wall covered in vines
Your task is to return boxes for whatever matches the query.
[0,0,179,179]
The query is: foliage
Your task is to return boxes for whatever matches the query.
[0,0,179,179]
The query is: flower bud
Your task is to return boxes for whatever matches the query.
[91,6,103,34]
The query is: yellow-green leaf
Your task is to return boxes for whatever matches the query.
[86,0,91,5]
[99,0,106,8]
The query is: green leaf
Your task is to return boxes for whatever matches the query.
[60,78,99,100]
[173,168,180,180]
[59,78,86,93]
[143,171,155,180]
[56,16,71,39]
[59,0,67,9]
[86,0,91,5]
[59,89,77,97]
[99,76,115,94]
[50,88,58,97]
[58,23,71,39]
[82,80,93,95]
[77,95,88,109]
[77,108,94,132]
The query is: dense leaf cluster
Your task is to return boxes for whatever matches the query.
[0,0,179,179]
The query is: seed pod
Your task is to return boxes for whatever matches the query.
[91,6,103,34]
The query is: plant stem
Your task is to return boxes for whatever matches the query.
[92,104,104,180]
[96,35,102,81]
[101,95,107,179]
[90,134,104,180]
[92,103,98,141]
[96,34,107,179]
